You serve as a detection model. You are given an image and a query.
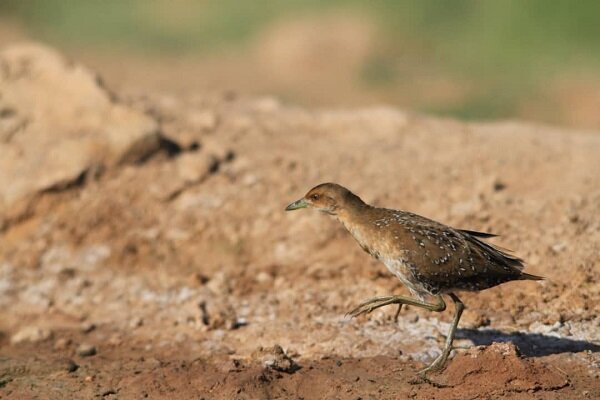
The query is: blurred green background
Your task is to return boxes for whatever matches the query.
[2,0,600,128]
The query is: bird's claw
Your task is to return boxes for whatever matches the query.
[417,352,448,377]
[347,296,396,318]
[347,305,374,318]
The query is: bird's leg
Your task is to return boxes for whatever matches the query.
[393,304,403,323]
[348,295,446,318]
[418,293,464,376]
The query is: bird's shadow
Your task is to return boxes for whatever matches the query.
[456,328,600,357]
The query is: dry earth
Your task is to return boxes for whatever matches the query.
[0,44,599,399]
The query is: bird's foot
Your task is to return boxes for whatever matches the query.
[414,356,453,388]
[417,352,449,377]
[347,296,398,318]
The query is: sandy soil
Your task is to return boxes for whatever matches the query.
[0,44,599,399]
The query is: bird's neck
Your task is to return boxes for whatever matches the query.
[336,201,372,233]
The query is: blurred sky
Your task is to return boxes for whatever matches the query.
[1,0,600,129]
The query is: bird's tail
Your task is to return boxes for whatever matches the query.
[520,272,544,281]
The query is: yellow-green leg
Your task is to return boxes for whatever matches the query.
[394,304,403,322]
[348,293,465,376]
[348,294,446,317]
[418,293,464,376]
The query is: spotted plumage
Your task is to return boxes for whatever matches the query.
[286,182,543,375]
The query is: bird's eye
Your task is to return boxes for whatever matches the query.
[311,194,320,201]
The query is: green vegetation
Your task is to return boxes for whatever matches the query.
[3,0,600,120]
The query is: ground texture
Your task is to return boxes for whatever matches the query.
[0,44,599,399]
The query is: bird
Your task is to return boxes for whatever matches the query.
[285,182,543,375]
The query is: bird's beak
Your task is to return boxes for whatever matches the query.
[285,198,308,211]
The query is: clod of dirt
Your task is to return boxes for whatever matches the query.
[254,345,301,373]
[176,152,218,184]
[492,179,507,192]
[57,358,79,373]
[76,343,97,357]
[10,326,53,344]
[80,322,96,334]
[422,342,569,397]
[129,317,144,329]
[197,300,239,331]
[53,337,72,351]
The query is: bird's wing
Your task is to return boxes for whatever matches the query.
[458,229,498,238]
[394,213,525,292]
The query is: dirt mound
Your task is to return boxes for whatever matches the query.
[0,44,168,215]
[0,43,599,399]
[419,343,569,398]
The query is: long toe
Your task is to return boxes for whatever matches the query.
[347,296,395,317]
[348,304,374,318]
[417,355,447,376]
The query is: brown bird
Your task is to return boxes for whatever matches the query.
[286,183,543,375]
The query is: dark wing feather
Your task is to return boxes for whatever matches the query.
[461,234,524,270]
[459,229,498,238]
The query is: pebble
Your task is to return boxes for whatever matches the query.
[100,388,117,397]
[81,322,96,334]
[59,358,79,373]
[76,344,97,357]
[53,337,72,351]
[255,271,272,283]
[129,317,144,329]
[493,179,507,191]
[176,152,218,184]
[107,334,123,346]
[256,344,300,373]
[551,242,567,254]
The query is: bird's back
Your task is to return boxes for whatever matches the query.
[344,207,542,296]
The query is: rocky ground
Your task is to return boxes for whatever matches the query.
[0,44,599,399]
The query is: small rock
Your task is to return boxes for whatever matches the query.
[255,271,272,283]
[100,388,117,397]
[550,242,567,254]
[549,321,563,332]
[129,317,144,329]
[242,173,259,187]
[10,326,53,344]
[59,358,79,373]
[53,337,72,350]
[255,344,301,373]
[490,341,520,357]
[107,334,122,346]
[176,152,218,184]
[188,272,209,286]
[81,322,96,334]
[77,343,97,357]
[230,318,248,330]
[493,179,507,192]
[206,271,231,295]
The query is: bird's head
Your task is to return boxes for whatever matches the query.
[285,183,365,216]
